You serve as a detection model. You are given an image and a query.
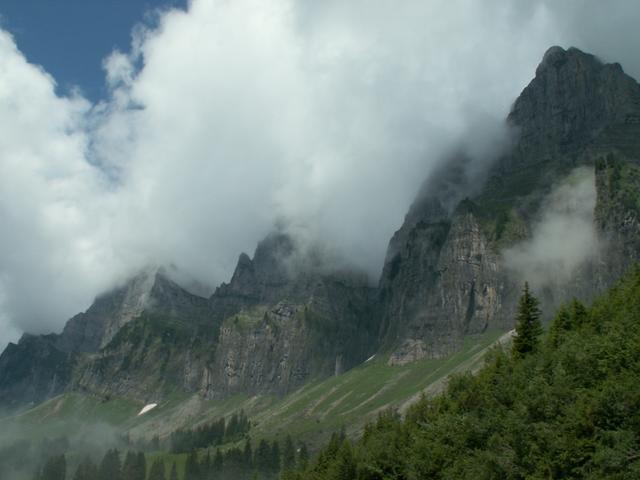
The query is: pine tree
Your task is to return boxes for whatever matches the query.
[213,447,224,474]
[136,452,147,480]
[243,438,253,470]
[282,435,296,472]
[512,282,543,358]
[148,459,166,480]
[73,456,98,480]
[184,450,200,480]
[255,439,271,473]
[169,463,179,480]
[270,440,281,474]
[41,455,66,480]
[298,442,309,470]
[98,449,122,480]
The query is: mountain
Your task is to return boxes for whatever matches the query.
[377,46,640,364]
[2,46,640,421]
[296,265,640,479]
[0,234,376,409]
[0,268,214,409]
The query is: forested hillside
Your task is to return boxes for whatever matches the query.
[288,268,640,479]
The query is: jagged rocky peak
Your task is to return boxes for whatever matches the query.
[378,46,640,365]
[510,46,640,156]
[57,266,208,353]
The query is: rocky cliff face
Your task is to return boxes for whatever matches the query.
[379,46,640,363]
[0,269,215,407]
[204,232,375,397]
[0,233,375,406]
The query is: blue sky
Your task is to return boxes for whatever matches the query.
[0,0,186,101]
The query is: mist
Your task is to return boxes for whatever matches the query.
[503,167,600,288]
[1,0,640,347]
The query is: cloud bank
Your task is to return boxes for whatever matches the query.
[503,167,600,288]
[0,0,639,346]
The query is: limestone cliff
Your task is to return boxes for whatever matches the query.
[379,46,640,363]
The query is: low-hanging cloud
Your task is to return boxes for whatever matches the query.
[0,0,639,347]
[503,167,600,288]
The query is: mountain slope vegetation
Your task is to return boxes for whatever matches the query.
[291,268,640,479]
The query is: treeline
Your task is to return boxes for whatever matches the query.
[182,435,309,480]
[33,434,309,480]
[284,271,640,479]
[169,410,250,453]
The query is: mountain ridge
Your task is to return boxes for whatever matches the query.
[2,45,640,415]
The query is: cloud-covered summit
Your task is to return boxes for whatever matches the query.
[0,0,639,347]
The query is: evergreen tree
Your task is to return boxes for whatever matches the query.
[184,450,200,480]
[327,440,356,480]
[98,449,122,480]
[270,440,281,474]
[243,438,253,470]
[282,435,296,472]
[512,282,543,358]
[136,452,147,480]
[169,463,179,480]
[73,456,98,480]
[213,448,224,473]
[297,442,309,470]
[254,439,271,473]
[148,459,166,480]
[226,413,238,439]
[41,455,66,480]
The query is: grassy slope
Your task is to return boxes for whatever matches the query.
[3,330,506,453]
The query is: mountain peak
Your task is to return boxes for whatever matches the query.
[509,45,640,157]
[57,266,208,353]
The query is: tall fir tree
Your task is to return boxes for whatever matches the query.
[148,459,166,480]
[298,442,309,470]
[73,456,98,480]
[184,450,200,480]
[270,440,281,474]
[282,435,296,472]
[98,449,123,480]
[512,282,543,358]
[255,439,271,473]
[40,455,66,480]
[243,438,254,470]
[169,463,179,480]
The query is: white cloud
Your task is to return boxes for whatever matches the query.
[0,0,639,348]
[503,167,600,287]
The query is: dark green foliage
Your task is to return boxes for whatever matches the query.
[122,451,146,480]
[282,435,296,472]
[213,448,224,471]
[98,449,122,480]
[512,282,543,358]
[254,439,271,472]
[169,463,179,480]
[548,298,587,347]
[291,267,640,479]
[243,438,254,469]
[148,458,166,480]
[169,410,249,453]
[73,456,98,480]
[298,442,309,470]
[270,440,281,474]
[184,450,201,480]
[40,454,66,480]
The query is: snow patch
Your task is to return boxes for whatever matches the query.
[138,403,158,416]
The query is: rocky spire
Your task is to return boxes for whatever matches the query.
[508,46,640,157]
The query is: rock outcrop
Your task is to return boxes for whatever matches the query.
[378,46,640,363]
[204,232,375,397]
